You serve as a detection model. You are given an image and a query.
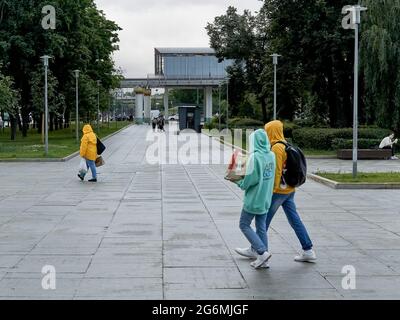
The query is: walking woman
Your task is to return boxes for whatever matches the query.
[78,124,98,182]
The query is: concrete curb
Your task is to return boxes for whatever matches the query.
[308,173,400,190]
[0,124,133,163]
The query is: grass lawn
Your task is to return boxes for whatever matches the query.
[317,172,400,183]
[0,121,131,159]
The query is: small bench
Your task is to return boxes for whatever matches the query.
[337,149,392,160]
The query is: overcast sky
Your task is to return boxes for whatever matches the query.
[94,0,263,78]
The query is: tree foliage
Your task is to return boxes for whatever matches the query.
[206,0,374,128]
[360,0,400,131]
[0,0,121,139]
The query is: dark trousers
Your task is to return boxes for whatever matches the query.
[382,146,394,156]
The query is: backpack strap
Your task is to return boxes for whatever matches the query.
[272,141,288,148]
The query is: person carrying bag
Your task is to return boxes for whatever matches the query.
[77,124,98,182]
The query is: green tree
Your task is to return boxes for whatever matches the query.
[0,71,20,140]
[259,0,358,126]
[360,0,400,131]
[0,0,121,139]
[206,6,270,122]
[207,1,359,127]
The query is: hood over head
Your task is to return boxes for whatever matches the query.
[83,124,93,135]
[265,120,285,145]
[249,129,271,154]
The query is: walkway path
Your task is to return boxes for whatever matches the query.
[0,124,400,299]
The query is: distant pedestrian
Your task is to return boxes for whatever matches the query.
[78,124,98,182]
[233,129,276,269]
[379,132,398,160]
[157,115,165,132]
[152,117,158,132]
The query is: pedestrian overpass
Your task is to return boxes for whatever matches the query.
[119,47,233,123]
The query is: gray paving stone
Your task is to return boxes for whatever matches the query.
[0,124,399,299]
[12,255,92,274]
[164,267,246,290]
[0,277,81,298]
[74,277,162,299]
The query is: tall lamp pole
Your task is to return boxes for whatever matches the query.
[343,5,367,178]
[97,80,101,131]
[226,77,229,130]
[271,53,281,120]
[218,84,221,131]
[74,70,80,143]
[41,55,51,156]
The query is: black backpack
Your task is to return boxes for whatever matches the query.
[274,141,307,187]
[96,137,106,155]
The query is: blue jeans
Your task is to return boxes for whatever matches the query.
[266,192,313,251]
[86,159,97,179]
[239,209,267,255]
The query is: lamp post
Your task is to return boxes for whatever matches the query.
[343,5,367,178]
[73,70,80,143]
[271,53,281,120]
[41,55,51,156]
[218,84,221,131]
[97,80,101,131]
[226,77,229,130]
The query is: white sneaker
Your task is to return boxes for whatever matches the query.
[259,262,270,269]
[294,249,317,262]
[234,247,257,259]
[250,251,272,269]
[391,156,399,160]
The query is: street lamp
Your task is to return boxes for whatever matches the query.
[97,80,101,131]
[41,55,51,156]
[343,5,367,178]
[73,70,80,143]
[218,83,221,131]
[226,77,229,130]
[271,53,281,120]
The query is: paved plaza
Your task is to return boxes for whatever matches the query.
[0,124,400,299]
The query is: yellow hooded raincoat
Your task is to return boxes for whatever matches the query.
[265,120,295,195]
[80,124,97,161]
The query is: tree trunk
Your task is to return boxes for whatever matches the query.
[64,112,70,129]
[21,108,29,137]
[37,114,43,134]
[10,115,17,141]
[260,97,268,124]
[49,112,54,131]
[59,116,63,130]
[17,114,22,132]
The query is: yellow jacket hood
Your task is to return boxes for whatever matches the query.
[83,124,93,135]
[265,120,285,145]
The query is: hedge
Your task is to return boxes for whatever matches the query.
[292,128,391,150]
[228,118,264,128]
[331,138,382,150]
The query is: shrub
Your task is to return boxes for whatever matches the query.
[332,138,381,150]
[292,127,391,150]
[228,117,264,128]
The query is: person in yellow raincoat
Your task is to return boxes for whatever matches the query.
[78,124,98,182]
